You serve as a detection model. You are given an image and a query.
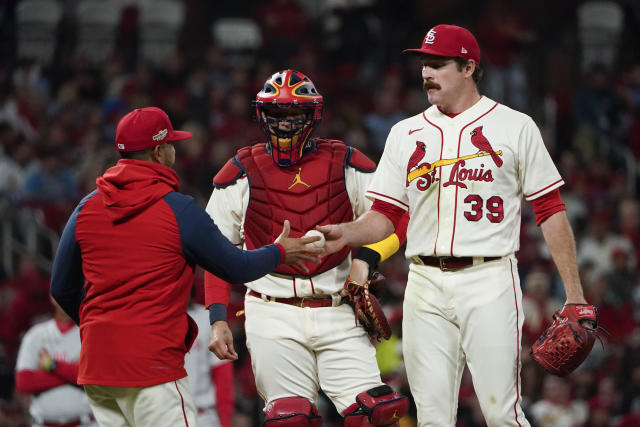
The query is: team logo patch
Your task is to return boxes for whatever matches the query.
[152,129,168,141]
[406,127,504,191]
[424,29,436,44]
[288,167,311,190]
[117,143,125,150]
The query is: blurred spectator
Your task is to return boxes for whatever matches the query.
[522,269,563,344]
[477,0,535,111]
[0,255,51,364]
[364,84,407,155]
[530,374,588,427]
[577,210,633,279]
[14,297,96,427]
[185,299,234,427]
[573,63,625,154]
[21,146,80,232]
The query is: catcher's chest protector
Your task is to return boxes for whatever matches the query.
[237,140,353,275]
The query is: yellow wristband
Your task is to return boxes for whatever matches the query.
[363,233,400,263]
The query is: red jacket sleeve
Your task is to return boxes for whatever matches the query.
[212,362,234,427]
[204,272,233,308]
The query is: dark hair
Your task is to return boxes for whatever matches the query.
[119,147,154,160]
[454,58,484,84]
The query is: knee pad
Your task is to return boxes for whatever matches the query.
[263,396,322,427]
[343,385,409,426]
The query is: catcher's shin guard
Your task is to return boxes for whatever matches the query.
[343,385,409,426]
[263,396,322,426]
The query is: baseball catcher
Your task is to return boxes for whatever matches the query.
[343,272,392,342]
[531,303,599,376]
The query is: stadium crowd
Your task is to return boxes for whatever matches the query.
[1,0,640,425]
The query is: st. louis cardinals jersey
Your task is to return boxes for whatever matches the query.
[15,319,93,423]
[367,96,563,258]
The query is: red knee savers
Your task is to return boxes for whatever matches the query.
[263,396,322,427]
[343,385,409,426]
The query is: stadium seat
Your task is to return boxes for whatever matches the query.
[211,18,262,67]
[16,0,62,65]
[577,1,624,71]
[139,0,185,65]
[75,0,122,65]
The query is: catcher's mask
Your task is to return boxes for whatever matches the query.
[254,69,323,167]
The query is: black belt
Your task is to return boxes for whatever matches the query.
[414,256,501,271]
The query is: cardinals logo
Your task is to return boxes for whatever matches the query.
[406,127,505,191]
[406,141,430,187]
[470,126,502,167]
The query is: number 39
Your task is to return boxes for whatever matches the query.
[463,194,504,223]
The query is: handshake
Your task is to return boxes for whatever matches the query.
[273,221,330,273]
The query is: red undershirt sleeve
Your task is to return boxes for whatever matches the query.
[15,370,66,394]
[371,199,406,230]
[530,189,565,226]
[53,359,79,384]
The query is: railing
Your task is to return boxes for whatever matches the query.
[1,199,59,276]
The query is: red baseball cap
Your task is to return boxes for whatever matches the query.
[115,107,192,152]
[403,24,481,63]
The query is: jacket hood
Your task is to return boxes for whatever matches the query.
[96,159,180,223]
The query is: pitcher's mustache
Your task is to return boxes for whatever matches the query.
[423,80,441,91]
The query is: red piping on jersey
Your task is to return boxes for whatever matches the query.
[450,102,499,255]
[293,277,298,297]
[310,276,315,294]
[524,179,564,198]
[509,259,523,427]
[366,191,410,209]
[175,380,190,426]
[423,112,444,255]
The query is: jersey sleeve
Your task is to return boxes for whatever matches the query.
[365,125,410,210]
[205,179,247,246]
[345,166,374,217]
[518,118,564,201]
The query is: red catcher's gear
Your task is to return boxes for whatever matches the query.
[254,69,323,167]
[263,397,322,427]
[343,385,409,426]
[235,139,354,276]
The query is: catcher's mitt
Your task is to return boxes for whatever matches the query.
[531,303,599,376]
[343,272,392,341]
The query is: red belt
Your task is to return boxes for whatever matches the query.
[248,290,337,308]
[43,420,86,427]
[415,256,501,271]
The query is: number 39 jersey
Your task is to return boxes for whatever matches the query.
[366,96,563,258]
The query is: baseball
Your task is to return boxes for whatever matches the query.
[303,229,325,248]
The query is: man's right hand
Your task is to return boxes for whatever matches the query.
[209,321,238,361]
[316,223,348,255]
[275,220,324,272]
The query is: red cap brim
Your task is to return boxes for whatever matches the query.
[402,48,444,56]
[168,130,193,142]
